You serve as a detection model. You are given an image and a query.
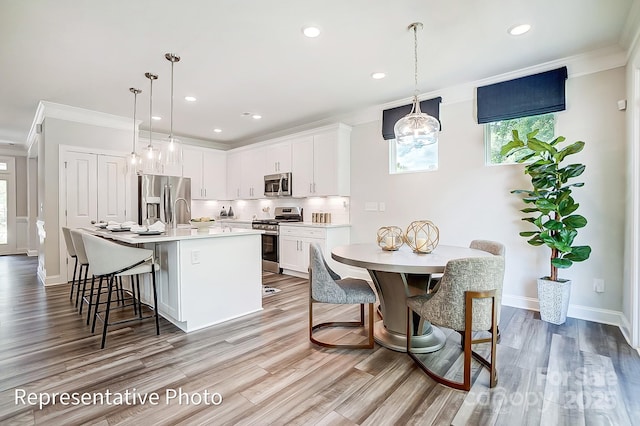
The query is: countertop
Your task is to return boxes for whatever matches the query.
[278,222,351,229]
[90,227,262,244]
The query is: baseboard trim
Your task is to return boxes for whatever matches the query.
[27,250,38,257]
[502,294,626,327]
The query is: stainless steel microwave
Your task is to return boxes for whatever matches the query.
[264,172,292,197]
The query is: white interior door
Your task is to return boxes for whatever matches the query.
[65,151,98,229]
[97,155,127,223]
[0,156,16,255]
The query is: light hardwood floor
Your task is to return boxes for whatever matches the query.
[1,254,639,425]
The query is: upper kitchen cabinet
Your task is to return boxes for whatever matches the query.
[292,123,351,197]
[182,146,226,200]
[264,141,291,173]
[227,147,265,199]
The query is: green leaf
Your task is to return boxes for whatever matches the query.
[558,200,579,216]
[500,139,525,156]
[549,135,566,146]
[563,215,587,229]
[519,231,538,237]
[552,258,573,269]
[520,208,539,213]
[527,236,545,246]
[527,138,556,154]
[535,199,556,212]
[542,219,564,230]
[565,246,591,262]
[561,164,586,179]
[555,141,585,162]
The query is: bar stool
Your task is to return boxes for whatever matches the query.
[68,229,90,310]
[81,233,160,349]
[61,227,79,304]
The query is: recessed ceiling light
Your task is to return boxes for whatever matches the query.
[508,23,531,36]
[185,96,197,102]
[151,116,162,121]
[252,114,262,120]
[371,72,386,80]
[302,26,321,38]
[213,128,222,133]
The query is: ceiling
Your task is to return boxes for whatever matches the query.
[0,0,638,148]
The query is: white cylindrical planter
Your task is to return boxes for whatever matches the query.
[537,278,571,325]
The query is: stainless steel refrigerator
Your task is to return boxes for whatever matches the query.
[138,174,191,226]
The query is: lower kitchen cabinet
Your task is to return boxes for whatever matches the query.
[279,225,350,277]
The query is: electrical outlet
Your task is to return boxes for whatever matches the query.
[593,278,605,293]
[191,249,201,264]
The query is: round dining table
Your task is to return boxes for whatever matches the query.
[331,243,492,353]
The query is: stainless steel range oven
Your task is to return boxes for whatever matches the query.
[252,206,302,273]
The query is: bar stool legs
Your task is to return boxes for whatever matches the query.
[68,256,78,302]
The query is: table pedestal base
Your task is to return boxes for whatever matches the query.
[374,320,446,353]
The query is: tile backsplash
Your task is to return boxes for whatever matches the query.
[191,197,350,224]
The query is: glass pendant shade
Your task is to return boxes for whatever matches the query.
[142,72,160,173]
[127,87,142,174]
[394,22,440,145]
[162,53,183,168]
[394,96,439,145]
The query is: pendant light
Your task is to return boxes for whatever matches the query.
[393,22,440,145]
[162,53,183,168]
[127,87,142,173]
[143,72,161,172]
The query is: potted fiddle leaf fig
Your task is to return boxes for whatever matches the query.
[500,129,591,325]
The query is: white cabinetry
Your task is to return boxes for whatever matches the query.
[183,147,226,200]
[291,124,351,197]
[138,141,182,177]
[227,148,264,199]
[279,225,350,277]
[264,141,291,173]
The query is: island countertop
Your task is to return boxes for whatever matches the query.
[91,227,263,244]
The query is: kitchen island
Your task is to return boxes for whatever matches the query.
[95,226,263,333]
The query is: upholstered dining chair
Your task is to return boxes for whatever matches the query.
[308,243,376,349]
[406,256,505,391]
[81,233,160,349]
[61,227,79,304]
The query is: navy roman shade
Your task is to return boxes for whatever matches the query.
[382,97,442,140]
[476,66,568,124]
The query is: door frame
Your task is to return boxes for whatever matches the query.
[0,156,16,255]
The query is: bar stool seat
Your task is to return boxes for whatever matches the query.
[81,232,160,349]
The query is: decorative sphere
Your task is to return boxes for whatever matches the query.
[404,220,439,253]
[376,226,404,251]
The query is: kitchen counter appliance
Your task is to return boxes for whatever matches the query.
[252,206,302,273]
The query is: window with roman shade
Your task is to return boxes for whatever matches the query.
[476,66,568,124]
[381,97,442,140]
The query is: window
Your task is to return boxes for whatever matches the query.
[485,113,555,165]
[390,139,438,174]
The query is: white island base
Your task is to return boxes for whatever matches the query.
[131,229,262,332]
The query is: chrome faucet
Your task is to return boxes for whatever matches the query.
[172,197,191,228]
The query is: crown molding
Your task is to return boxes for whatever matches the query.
[27,101,137,148]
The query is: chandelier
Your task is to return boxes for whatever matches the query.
[393,22,440,145]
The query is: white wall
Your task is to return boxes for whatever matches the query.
[350,67,626,321]
[39,117,132,284]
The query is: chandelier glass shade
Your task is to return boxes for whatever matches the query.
[394,22,440,146]
[162,53,183,168]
